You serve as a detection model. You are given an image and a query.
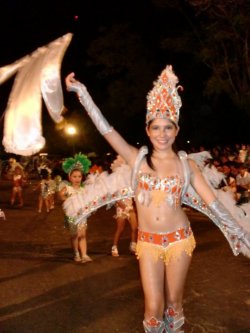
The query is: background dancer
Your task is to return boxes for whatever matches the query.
[33,169,51,213]
[59,153,92,264]
[110,155,138,257]
[10,165,26,208]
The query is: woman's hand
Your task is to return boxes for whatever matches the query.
[65,72,87,96]
[65,72,78,91]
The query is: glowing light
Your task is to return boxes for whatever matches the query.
[65,125,77,135]
[74,15,79,20]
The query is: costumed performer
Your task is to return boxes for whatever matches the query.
[10,165,26,207]
[33,168,51,213]
[59,153,93,263]
[65,66,250,333]
[110,155,138,257]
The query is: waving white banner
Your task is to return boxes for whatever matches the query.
[0,33,72,156]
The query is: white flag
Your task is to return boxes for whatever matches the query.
[1,33,72,156]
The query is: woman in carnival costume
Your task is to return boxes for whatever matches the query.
[65,67,250,333]
[59,153,93,263]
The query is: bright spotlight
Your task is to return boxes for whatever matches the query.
[65,125,77,135]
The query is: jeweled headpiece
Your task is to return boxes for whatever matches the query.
[62,153,91,175]
[146,65,183,126]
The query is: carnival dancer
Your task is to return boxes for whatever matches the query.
[65,67,250,333]
[110,155,138,257]
[111,198,137,256]
[59,153,92,263]
[10,165,26,207]
[33,168,51,213]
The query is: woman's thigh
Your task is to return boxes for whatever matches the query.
[165,251,192,305]
[139,251,165,312]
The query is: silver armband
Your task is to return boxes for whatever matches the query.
[209,199,250,249]
[68,82,113,136]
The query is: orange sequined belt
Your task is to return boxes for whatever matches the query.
[137,226,192,248]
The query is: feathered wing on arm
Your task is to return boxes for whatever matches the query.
[63,164,134,223]
[63,147,148,223]
[179,151,250,258]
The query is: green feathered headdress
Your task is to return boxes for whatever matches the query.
[62,153,91,175]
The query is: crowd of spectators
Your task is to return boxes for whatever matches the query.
[0,143,249,207]
[187,143,250,205]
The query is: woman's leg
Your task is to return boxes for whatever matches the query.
[78,228,92,263]
[38,196,43,212]
[164,251,192,332]
[44,197,50,212]
[112,217,126,256]
[17,189,23,207]
[139,251,165,332]
[113,217,126,246]
[71,234,81,262]
[10,188,15,205]
[78,229,87,257]
[49,194,55,209]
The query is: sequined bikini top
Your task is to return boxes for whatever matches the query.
[136,172,184,208]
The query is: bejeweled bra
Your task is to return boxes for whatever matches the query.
[136,172,184,208]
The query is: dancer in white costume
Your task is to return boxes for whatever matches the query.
[59,153,93,263]
[65,67,250,333]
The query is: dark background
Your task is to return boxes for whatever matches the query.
[0,0,249,157]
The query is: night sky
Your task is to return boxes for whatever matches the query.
[0,0,249,156]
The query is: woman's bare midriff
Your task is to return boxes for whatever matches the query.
[135,199,189,233]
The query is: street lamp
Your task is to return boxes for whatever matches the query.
[65,124,77,154]
[65,125,77,136]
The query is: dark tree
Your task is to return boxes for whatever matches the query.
[156,0,250,116]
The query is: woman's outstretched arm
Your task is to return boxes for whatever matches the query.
[189,158,250,250]
[65,73,138,167]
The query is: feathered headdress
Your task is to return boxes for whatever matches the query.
[62,153,91,175]
[146,65,183,126]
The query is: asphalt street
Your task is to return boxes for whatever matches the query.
[0,180,249,333]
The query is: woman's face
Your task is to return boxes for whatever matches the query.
[146,118,179,150]
[69,170,83,186]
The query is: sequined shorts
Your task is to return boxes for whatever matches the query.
[136,226,196,265]
[64,216,87,235]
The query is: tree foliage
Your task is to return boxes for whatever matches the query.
[158,0,250,115]
[85,23,159,145]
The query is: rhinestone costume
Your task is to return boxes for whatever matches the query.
[137,172,184,208]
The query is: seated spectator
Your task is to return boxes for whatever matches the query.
[236,164,250,204]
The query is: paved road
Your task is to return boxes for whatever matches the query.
[0,181,249,333]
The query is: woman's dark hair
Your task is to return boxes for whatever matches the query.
[145,120,178,170]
